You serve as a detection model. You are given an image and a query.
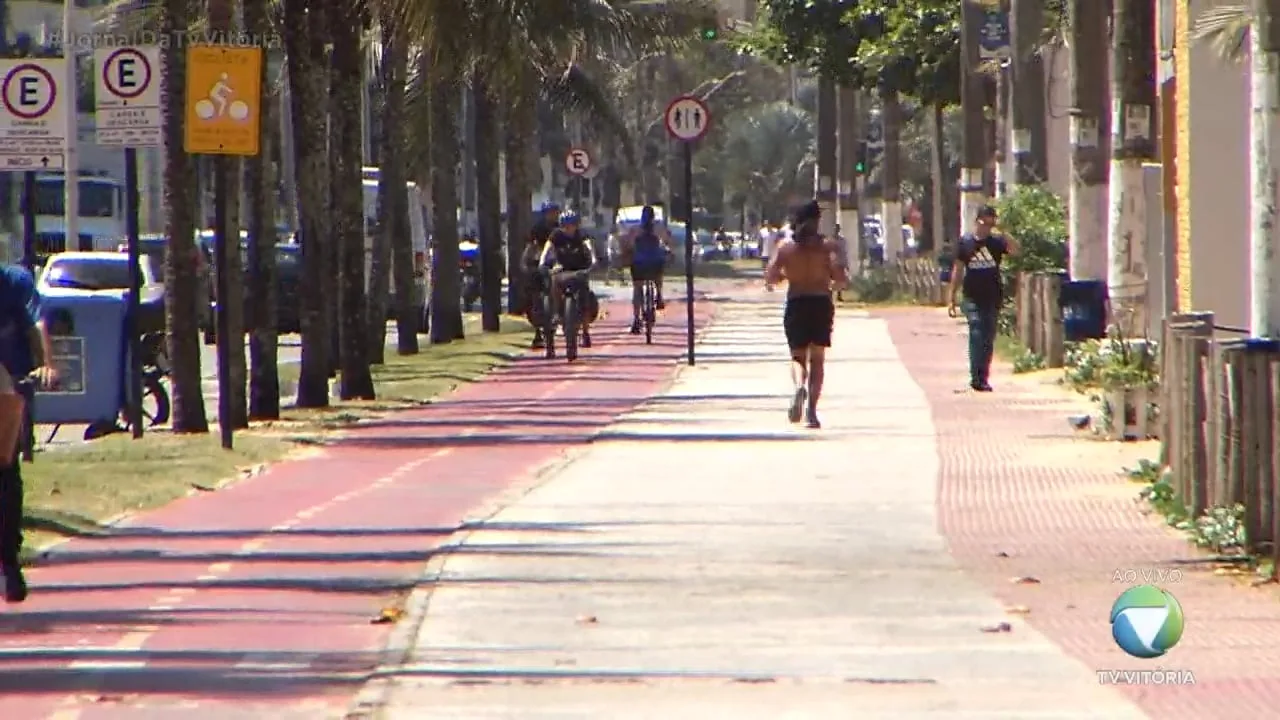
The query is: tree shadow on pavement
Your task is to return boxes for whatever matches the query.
[32,541,655,570]
[333,430,809,450]
[0,650,374,698]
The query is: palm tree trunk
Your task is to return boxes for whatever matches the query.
[503,79,535,315]
[879,86,903,261]
[428,64,464,343]
[1252,9,1280,335]
[284,0,331,407]
[161,0,208,432]
[1107,0,1156,337]
[930,103,947,253]
[245,0,279,420]
[326,45,342,375]
[376,10,417,353]
[1068,0,1110,281]
[367,86,393,361]
[473,72,502,332]
[330,0,375,398]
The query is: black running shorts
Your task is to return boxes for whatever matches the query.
[783,294,835,350]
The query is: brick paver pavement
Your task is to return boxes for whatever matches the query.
[884,307,1280,719]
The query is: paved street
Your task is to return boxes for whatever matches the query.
[0,298,713,719]
[6,288,1280,719]
[360,303,1145,718]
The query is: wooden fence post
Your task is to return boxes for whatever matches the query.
[1219,340,1280,555]
[1270,359,1280,576]
[1017,272,1034,350]
[1040,271,1065,367]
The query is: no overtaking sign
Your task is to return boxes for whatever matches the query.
[95,46,163,148]
[0,59,68,170]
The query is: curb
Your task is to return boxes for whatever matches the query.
[341,304,721,719]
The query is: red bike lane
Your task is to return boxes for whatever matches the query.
[0,300,714,720]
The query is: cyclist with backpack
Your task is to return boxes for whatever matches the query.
[617,205,671,334]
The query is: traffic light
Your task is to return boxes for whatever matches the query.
[700,24,719,41]
[854,141,868,175]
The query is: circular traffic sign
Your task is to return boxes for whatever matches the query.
[565,147,592,176]
[102,48,152,101]
[2,63,56,120]
[664,95,710,142]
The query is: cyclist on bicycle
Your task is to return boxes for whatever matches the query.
[524,202,560,348]
[539,210,597,348]
[0,263,56,603]
[617,205,670,334]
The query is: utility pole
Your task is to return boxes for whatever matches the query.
[880,86,903,260]
[1107,0,1157,336]
[1250,0,1280,336]
[837,86,860,265]
[815,76,838,238]
[1068,0,1110,281]
[1010,0,1048,185]
[62,0,79,249]
[959,0,988,235]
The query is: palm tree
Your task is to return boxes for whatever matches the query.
[371,6,418,356]
[427,50,466,344]
[472,71,503,332]
[245,0,281,419]
[398,0,716,326]
[160,0,208,432]
[330,0,377,397]
[283,0,333,406]
[719,101,816,223]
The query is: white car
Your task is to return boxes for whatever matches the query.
[38,251,167,333]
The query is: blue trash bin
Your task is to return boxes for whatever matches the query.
[1060,279,1108,342]
[31,288,129,426]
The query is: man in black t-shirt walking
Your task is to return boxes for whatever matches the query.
[946,205,1020,392]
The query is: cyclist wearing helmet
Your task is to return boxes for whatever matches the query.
[539,210,597,348]
[617,205,670,334]
[524,202,561,348]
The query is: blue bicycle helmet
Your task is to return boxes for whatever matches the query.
[559,210,580,226]
[540,201,561,213]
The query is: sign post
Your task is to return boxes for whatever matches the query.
[664,95,710,366]
[185,45,264,450]
[565,147,591,211]
[0,58,68,270]
[96,45,162,440]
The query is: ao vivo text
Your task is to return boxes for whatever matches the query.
[1111,568,1183,584]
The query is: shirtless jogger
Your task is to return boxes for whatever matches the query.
[764,201,846,429]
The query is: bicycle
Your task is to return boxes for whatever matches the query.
[639,277,658,345]
[543,270,591,362]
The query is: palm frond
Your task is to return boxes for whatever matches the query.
[1191,4,1252,64]
[542,63,635,167]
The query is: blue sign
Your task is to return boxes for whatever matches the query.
[979,10,1011,59]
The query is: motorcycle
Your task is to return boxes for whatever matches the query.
[460,240,481,312]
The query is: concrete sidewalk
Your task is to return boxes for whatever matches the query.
[363,302,1145,718]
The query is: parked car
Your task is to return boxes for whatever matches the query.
[204,238,303,342]
[37,251,167,334]
[124,234,213,331]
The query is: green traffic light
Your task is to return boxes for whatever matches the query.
[855,163,865,173]
[701,27,718,40]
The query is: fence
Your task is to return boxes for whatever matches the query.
[889,257,944,305]
[1162,311,1280,565]
[1013,271,1066,368]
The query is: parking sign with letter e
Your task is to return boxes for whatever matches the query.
[95,46,163,148]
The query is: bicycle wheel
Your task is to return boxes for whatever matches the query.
[643,282,655,345]
[564,292,580,362]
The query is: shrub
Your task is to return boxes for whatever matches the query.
[991,185,1068,333]
[846,266,896,303]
